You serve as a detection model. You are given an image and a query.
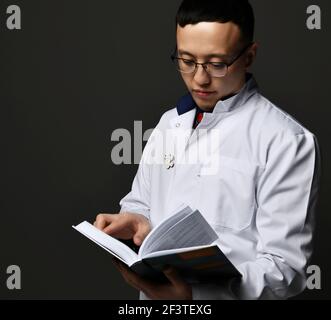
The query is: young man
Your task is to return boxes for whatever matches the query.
[94,0,320,300]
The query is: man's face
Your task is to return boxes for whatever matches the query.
[176,22,257,111]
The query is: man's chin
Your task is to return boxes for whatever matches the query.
[193,97,217,112]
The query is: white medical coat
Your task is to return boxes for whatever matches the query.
[119,74,321,300]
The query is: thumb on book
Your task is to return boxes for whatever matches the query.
[133,223,151,246]
[133,234,143,246]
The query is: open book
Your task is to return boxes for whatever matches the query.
[73,205,241,284]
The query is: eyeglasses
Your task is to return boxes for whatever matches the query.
[171,42,253,78]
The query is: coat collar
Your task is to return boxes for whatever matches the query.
[176,73,258,116]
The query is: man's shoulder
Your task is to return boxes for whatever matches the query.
[252,92,314,137]
[156,107,179,128]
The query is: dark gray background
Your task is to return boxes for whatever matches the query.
[0,0,330,299]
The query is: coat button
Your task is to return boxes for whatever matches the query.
[176,123,181,128]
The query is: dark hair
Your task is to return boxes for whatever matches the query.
[176,0,255,45]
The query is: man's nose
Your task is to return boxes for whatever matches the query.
[193,65,212,86]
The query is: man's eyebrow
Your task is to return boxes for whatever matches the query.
[177,50,229,59]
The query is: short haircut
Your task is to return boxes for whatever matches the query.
[176,0,255,45]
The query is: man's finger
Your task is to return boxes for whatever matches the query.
[163,267,186,288]
[133,224,151,246]
[94,213,116,230]
[103,218,128,235]
[114,261,153,293]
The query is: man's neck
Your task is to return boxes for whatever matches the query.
[199,74,251,112]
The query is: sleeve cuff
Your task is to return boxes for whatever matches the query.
[191,278,240,300]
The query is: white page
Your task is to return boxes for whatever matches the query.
[142,209,218,256]
[145,210,196,254]
[143,243,217,259]
[139,204,193,258]
[73,222,139,266]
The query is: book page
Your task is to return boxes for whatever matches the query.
[138,204,193,257]
[143,243,217,259]
[73,222,139,266]
[140,208,219,257]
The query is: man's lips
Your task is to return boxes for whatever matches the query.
[193,90,216,97]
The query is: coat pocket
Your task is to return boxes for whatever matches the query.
[197,156,263,231]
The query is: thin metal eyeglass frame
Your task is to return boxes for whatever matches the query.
[171,42,253,77]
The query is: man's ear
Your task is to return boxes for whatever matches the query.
[245,42,258,70]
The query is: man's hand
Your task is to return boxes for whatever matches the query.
[113,259,192,300]
[94,212,151,246]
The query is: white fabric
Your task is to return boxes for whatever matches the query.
[120,75,321,300]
